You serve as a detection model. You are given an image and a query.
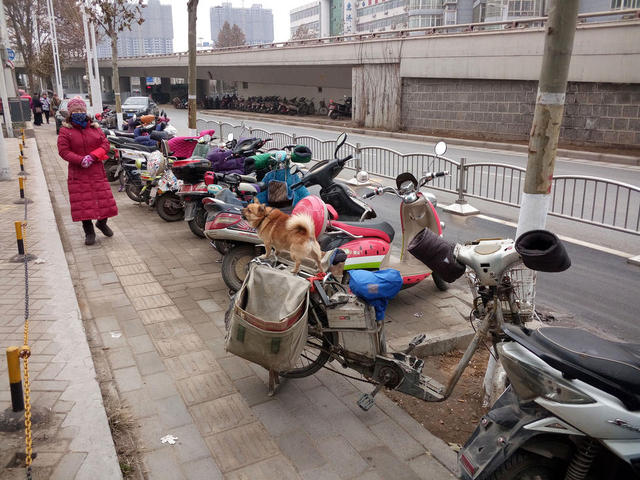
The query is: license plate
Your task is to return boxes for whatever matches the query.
[184,202,197,221]
[150,186,158,198]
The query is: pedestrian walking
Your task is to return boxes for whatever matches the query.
[41,92,51,124]
[40,92,51,124]
[57,97,118,245]
[32,94,43,126]
[51,93,61,116]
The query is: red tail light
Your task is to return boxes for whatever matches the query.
[460,453,476,476]
[208,213,242,230]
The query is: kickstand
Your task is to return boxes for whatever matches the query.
[268,368,280,396]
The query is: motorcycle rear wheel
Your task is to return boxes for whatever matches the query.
[125,184,143,202]
[105,161,118,183]
[156,193,184,222]
[329,111,339,120]
[188,207,207,238]
[222,245,257,292]
[487,451,565,480]
[280,330,336,379]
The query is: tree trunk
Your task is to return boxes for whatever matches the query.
[187,0,198,135]
[110,27,122,129]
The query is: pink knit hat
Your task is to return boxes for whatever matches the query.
[67,97,87,114]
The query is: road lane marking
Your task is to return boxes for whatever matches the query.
[476,214,635,259]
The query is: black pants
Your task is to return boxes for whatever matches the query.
[43,110,50,123]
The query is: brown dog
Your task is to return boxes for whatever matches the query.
[242,199,323,274]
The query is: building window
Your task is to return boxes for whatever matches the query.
[242,82,249,89]
[409,0,443,9]
[409,14,443,27]
[611,0,640,7]
[507,0,536,16]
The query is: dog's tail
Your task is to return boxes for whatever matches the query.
[287,213,316,238]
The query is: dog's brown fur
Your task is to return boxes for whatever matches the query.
[242,199,323,274]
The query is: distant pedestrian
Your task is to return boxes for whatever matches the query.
[51,93,61,116]
[32,94,43,126]
[40,92,51,124]
[57,97,118,245]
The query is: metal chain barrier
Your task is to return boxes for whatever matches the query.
[17,132,33,479]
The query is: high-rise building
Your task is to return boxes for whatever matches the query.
[291,2,321,39]
[210,3,274,45]
[97,0,173,58]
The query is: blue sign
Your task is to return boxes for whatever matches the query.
[7,48,15,61]
[146,76,154,84]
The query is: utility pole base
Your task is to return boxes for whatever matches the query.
[442,202,479,216]
[9,253,36,263]
[13,198,32,205]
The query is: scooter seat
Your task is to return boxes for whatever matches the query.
[330,220,395,243]
[504,325,640,410]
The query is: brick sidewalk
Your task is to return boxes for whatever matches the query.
[0,131,121,479]
[29,125,474,479]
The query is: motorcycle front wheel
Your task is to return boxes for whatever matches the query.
[188,206,207,238]
[156,193,184,222]
[222,245,258,292]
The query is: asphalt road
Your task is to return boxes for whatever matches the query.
[166,106,640,341]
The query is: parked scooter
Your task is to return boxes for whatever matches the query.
[328,96,352,120]
[459,324,640,480]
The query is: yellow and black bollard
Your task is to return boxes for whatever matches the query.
[20,128,26,148]
[6,347,25,412]
[19,153,28,176]
[13,176,32,205]
[10,221,36,263]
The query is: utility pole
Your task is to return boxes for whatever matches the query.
[516,0,580,238]
[0,0,14,140]
[187,0,198,136]
[45,0,63,98]
[82,10,96,112]
[89,19,102,113]
[483,0,580,405]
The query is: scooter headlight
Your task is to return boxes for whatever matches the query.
[497,343,595,405]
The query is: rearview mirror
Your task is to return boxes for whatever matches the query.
[290,165,299,176]
[334,132,347,158]
[227,133,234,141]
[434,141,447,156]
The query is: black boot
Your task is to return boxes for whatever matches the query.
[95,218,114,237]
[82,220,96,245]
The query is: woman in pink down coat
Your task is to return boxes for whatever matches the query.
[57,97,118,245]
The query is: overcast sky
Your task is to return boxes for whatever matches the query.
[167,0,313,52]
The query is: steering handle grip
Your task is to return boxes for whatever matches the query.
[362,190,377,199]
[290,181,303,190]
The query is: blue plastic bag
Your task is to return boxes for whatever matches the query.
[348,269,403,321]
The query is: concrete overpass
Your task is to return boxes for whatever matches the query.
[27,13,640,150]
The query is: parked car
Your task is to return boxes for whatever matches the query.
[122,96,159,120]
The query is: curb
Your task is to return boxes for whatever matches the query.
[200,110,640,166]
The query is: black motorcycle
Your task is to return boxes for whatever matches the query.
[328,96,352,120]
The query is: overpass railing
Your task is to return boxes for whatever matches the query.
[196,118,640,235]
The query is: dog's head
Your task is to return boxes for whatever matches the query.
[241,198,268,227]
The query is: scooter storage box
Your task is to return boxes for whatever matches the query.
[172,158,212,183]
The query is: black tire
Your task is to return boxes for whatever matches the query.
[432,272,449,291]
[188,206,207,238]
[487,451,565,480]
[125,184,143,202]
[280,330,336,378]
[318,107,328,116]
[329,110,339,120]
[156,193,184,222]
[222,245,257,292]
[105,161,118,183]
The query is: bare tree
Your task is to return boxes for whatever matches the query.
[216,21,246,48]
[84,0,144,128]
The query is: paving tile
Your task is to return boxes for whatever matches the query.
[300,466,342,480]
[139,305,183,325]
[119,272,157,286]
[49,451,87,480]
[114,263,149,276]
[218,355,255,380]
[252,399,300,437]
[106,347,136,370]
[123,282,165,298]
[276,428,326,472]
[136,350,167,376]
[143,372,179,400]
[146,319,195,341]
[204,422,280,473]
[142,449,186,480]
[131,293,173,311]
[99,272,119,285]
[113,366,144,393]
[369,419,426,461]
[360,446,422,480]
[176,371,235,406]
[169,423,212,464]
[128,334,156,354]
[120,387,156,419]
[225,455,301,480]
[156,333,206,357]
[93,315,120,333]
[165,350,221,379]
[155,394,194,430]
[190,393,254,435]
[326,411,384,452]
[197,298,223,313]
[233,375,273,407]
[314,435,369,479]
[408,453,457,480]
[180,457,224,480]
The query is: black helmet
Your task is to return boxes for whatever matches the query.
[515,230,571,272]
[291,145,312,163]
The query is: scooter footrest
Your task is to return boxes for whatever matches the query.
[357,393,375,411]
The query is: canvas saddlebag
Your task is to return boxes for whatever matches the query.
[225,263,310,371]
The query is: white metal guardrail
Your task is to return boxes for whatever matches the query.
[196,118,640,235]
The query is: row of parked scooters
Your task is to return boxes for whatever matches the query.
[104,124,640,480]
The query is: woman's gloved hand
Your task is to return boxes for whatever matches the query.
[81,155,94,168]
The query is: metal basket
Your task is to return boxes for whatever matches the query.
[500,262,536,321]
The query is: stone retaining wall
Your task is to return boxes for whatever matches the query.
[401,78,640,150]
